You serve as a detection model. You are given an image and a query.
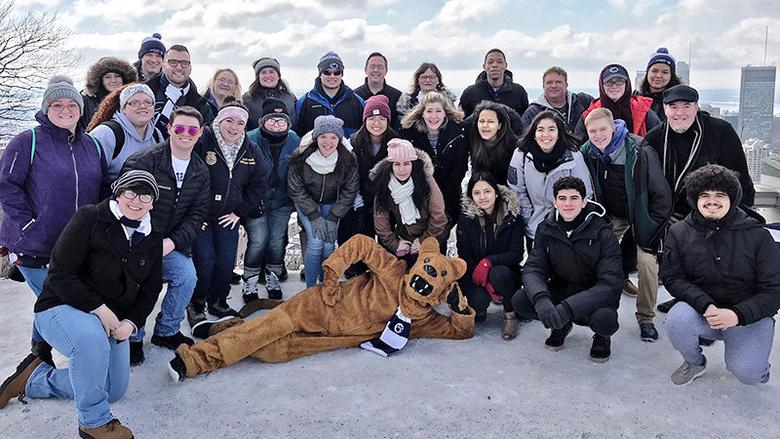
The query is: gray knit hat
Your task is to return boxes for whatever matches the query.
[119,83,155,110]
[253,57,281,77]
[312,115,344,142]
[111,169,160,201]
[317,51,344,74]
[41,75,84,114]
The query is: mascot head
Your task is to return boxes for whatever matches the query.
[401,237,466,309]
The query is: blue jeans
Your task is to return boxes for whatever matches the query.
[18,265,48,343]
[243,205,294,278]
[191,220,239,306]
[131,250,197,341]
[297,205,335,288]
[29,305,129,428]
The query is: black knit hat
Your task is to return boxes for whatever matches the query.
[259,97,291,127]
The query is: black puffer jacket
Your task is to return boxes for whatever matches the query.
[661,190,780,326]
[459,70,529,121]
[350,128,398,212]
[193,126,270,220]
[522,201,622,319]
[456,185,525,280]
[121,142,210,254]
[34,200,163,329]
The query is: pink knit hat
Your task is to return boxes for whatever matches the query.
[387,138,418,162]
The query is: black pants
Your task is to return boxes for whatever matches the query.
[462,265,519,314]
[511,288,619,336]
[620,227,637,279]
[337,207,370,277]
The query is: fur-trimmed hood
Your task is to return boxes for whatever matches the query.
[460,184,520,220]
[85,57,138,96]
[368,148,434,182]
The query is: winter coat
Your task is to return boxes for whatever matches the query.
[459,71,529,122]
[294,79,365,139]
[349,129,399,212]
[0,111,108,259]
[89,112,163,181]
[507,148,593,239]
[521,91,593,137]
[193,126,270,220]
[399,120,469,224]
[462,102,525,140]
[354,79,403,130]
[456,185,525,280]
[120,141,210,254]
[133,59,160,83]
[369,150,448,252]
[644,110,755,214]
[662,192,780,326]
[78,57,138,130]
[396,87,458,119]
[580,133,672,252]
[574,96,661,140]
[522,201,623,318]
[246,128,300,211]
[242,87,297,132]
[287,143,360,222]
[146,74,215,137]
[34,199,163,329]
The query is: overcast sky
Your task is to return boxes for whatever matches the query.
[13,0,780,97]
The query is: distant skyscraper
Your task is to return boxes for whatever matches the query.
[738,66,776,147]
[635,70,645,88]
[743,138,768,184]
[677,61,690,85]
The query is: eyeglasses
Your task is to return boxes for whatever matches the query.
[122,190,154,204]
[126,100,154,109]
[419,75,438,82]
[216,78,236,86]
[265,118,288,126]
[49,102,80,113]
[167,59,191,68]
[172,124,200,136]
[322,70,342,76]
[604,78,626,87]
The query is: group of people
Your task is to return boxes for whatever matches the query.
[0,33,778,439]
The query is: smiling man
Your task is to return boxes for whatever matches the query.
[521,67,593,137]
[354,52,402,129]
[133,33,165,82]
[459,48,529,127]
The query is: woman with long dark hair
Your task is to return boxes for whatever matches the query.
[371,139,447,264]
[468,101,518,184]
[637,48,682,122]
[243,57,297,131]
[508,111,592,243]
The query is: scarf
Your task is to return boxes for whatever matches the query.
[388,175,420,225]
[109,199,152,247]
[589,119,628,164]
[360,307,411,357]
[526,140,567,174]
[305,149,338,174]
[154,75,191,129]
[212,120,243,169]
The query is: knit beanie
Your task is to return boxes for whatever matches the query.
[260,97,291,127]
[312,115,344,142]
[318,51,344,74]
[363,95,391,122]
[647,47,676,74]
[386,138,418,162]
[138,33,165,59]
[41,75,84,114]
[112,170,160,201]
[119,83,155,110]
[253,57,281,77]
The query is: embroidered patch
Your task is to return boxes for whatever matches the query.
[205,151,218,166]
[239,157,256,165]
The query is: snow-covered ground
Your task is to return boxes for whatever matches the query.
[0,274,778,438]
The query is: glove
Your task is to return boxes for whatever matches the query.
[410,238,421,254]
[484,282,502,303]
[396,240,411,257]
[555,303,573,327]
[310,217,328,241]
[471,258,492,287]
[446,284,471,315]
[324,219,339,243]
[534,296,564,329]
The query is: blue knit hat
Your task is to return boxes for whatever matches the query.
[138,33,165,59]
[647,47,676,74]
[318,51,344,74]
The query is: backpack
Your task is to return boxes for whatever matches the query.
[99,120,163,159]
[29,127,102,164]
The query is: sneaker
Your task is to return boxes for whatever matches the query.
[186,302,207,327]
[151,332,194,351]
[129,341,144,366]
[168,355,186,383]
[589,334,611,363]
[242,275,260,301]
[544,322,573,351]
[191,316,245,339]
[230,271,242,285]
[238,298,284,318]
[639,322,659,342]
[31,340,55,368]
[623,279,638,297]
[501,311,518,341]
[265,270,282,300]
[0,353,42,409]
[671,357,707,385]
[208,300,240,319]
[656,298,678,313]
[78,418,133,439]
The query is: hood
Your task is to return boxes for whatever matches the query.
[113,111,156,142]
[686,180,753,230]
[368,148,434,182]
[460,185,520,220]
[34,110,85,142]
[545,199,607,235]
[85,57,138,96]
[531,90,574,109]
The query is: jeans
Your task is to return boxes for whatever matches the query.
[665,301,774,385]
[297,204,335,288]
[18,265,48,343]
[192,220,240,306]
[243,205,294,278]
[131,250,197,341]
[29,305,129,428]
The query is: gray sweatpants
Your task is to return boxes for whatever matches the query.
[664,301,774,385]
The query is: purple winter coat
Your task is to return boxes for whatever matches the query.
[0,111,107,258]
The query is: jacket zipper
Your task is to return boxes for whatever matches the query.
[69,135,79,211]
[21,218,35,231]
[215,144,247,214]
[319,173,327,203]
[8,152,18,174]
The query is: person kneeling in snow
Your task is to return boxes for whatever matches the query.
[167,235,474,381]
[662,165,780,385]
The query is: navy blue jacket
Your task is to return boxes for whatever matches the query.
[294,79,365,138]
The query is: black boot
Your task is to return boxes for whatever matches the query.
[544,322,573,351]
[130,341,145,366]
[31,340,55,367]
[590,334,611,363]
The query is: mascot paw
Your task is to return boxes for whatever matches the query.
[446,284,470,315]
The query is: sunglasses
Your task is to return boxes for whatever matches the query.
[322,70,343,76]
[172,124,200,136]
